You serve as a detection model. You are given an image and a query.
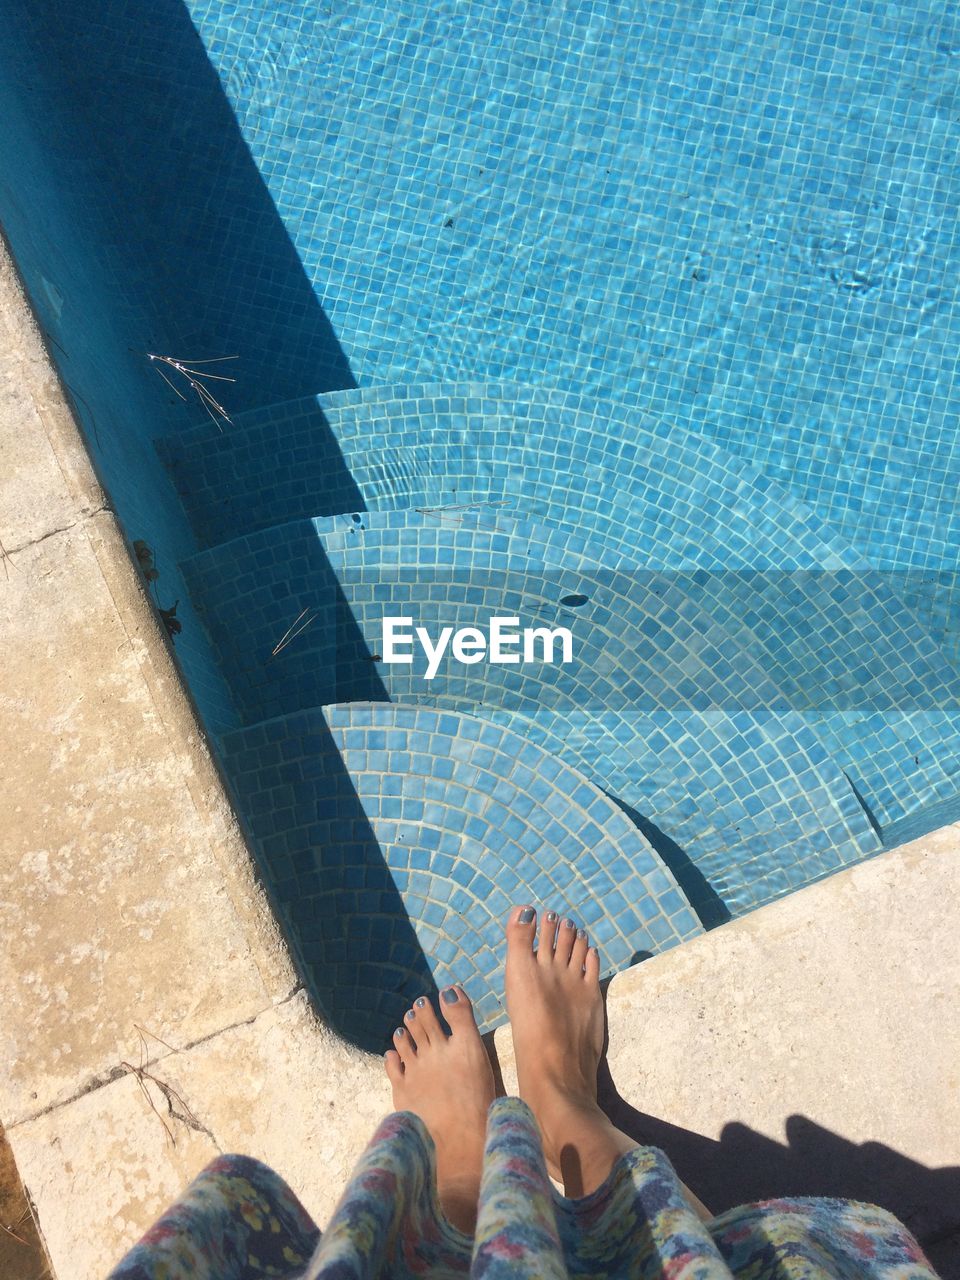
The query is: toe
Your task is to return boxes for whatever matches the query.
[505,904,538,960]
[393,1024,417,1065]
[410,995,441,1045]
[384,1048,404,1083]
[440,984,478,1033]
[537,910,560,964]
[555,916,577,964]
[402,1005,424,1049]
[584,944,601,985]
[572,926,589,970]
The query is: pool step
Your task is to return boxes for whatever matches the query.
[185,505,881,923]
[174,410,960,839]
[219,701,705,1050]
[162,380,960,922]
[156,381,858,567]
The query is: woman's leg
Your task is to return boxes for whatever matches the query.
[504,904,711,1218]
[384,987,495,1235]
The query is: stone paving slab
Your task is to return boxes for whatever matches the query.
[0,518,297,1125]
[7,996,389,1280]
[9,832,958,1280]
[0,247,105,553]
[0,239,297,1130]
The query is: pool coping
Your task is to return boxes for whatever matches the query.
[1,233,958,1279]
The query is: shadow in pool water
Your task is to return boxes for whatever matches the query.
[11,0,359,410]
[185,527,393,723]
[844,769,883,840]
[608,796,732,930]
[195,531,441,1053]
[220,703,439,1055]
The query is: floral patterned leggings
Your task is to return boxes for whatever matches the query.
[108,1097,939,1280]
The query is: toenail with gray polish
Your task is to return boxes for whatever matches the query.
[546,911,558,922]
[442,987,459,1004]
[395,1027,405,1038]
[415,997,427,1008]
[564,917,575,929]
[577,928,587,939]
[405,1009,416,1020]
[518,907,535,924]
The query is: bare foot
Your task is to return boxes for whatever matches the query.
[504,906,638,1198]
[384,986,494,1234]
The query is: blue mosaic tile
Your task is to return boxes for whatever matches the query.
[158,382,857,565]
[150,0,960,633]
[179,454,960,834]
[220,701,704,1049]
[181,505,895,921]
[162,379,960,825]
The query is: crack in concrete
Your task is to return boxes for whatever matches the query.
[169,982,306,1060]
[8,984,308,1132]
[3,504,111,558]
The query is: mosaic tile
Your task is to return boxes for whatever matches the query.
[173,393,960,830]
[181,505,893,923]
[220,701,704,1049]
[180,0,960,623]
[158,382,857,564]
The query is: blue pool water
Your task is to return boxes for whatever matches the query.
[3,0,960,1048]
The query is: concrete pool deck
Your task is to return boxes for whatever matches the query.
[1,236,958,1279]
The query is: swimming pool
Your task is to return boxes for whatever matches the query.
[2,0,959,1049]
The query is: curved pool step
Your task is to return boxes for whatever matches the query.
[179,491,960,835]
[186,507,880,922]
[162,381,960,710]
[310,397,960,831]
[156,380,857,568]
[165,382,960,833]
[391,688,877,928]
[219,701,705,1051]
